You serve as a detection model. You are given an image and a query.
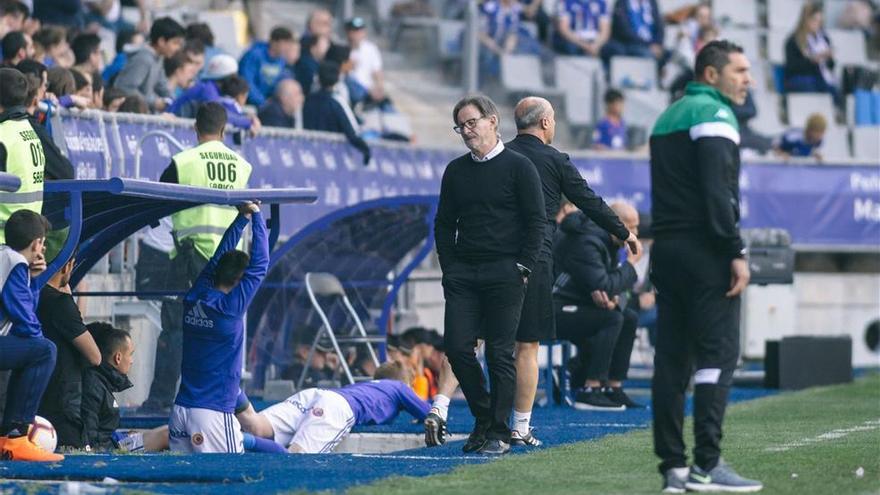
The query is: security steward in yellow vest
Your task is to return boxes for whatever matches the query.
[139,102,253,413]
[0,68,45,246]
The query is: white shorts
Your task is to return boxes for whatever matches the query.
[169,405,244,453]
[259,389,355,453]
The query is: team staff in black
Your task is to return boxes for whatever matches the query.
[434,95,545,455]
[649,40,762,493]
[503,97,641,446]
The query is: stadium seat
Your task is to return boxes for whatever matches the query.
[786,92,835,126]
[827,29,869,68]
[713,0,757,26]
[501,54,551,93]
[751,92,785,136]
[820,125,851,162]
[750,60,769,95]
[609,56,656,90]
[300,272,384,388]
[767,0,804,34]
[767,30,787,66]
[554,56,601,126]
[719,27,760,61]
[852,126,880,162]
[622,89,668,128]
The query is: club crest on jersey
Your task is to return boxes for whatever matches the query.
[192,432,204,446]
[312,407,324,417]
[185,302,214,328]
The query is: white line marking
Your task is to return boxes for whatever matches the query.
[563,423,649,428]
[765,419,880,452]
[351,454,487,460]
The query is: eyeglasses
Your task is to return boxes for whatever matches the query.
[453,116,485,134]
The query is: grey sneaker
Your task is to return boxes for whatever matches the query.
[686,461,763,492]
[661,467,688,493]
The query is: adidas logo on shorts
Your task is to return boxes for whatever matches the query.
[184,302,214,328]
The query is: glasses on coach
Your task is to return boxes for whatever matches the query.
[453,116,486,134]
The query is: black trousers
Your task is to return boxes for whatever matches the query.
[442,258,526,441]
[609,307,638,382]
[650,237,741,474]
[141,241,207,411]
[554,303,622,384]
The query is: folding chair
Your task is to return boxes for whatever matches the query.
[298,272,384,389]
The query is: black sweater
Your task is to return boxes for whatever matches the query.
[506,134,629,259]
[784,33,835,85]
[435,146,546,271]
[552,211,637,306]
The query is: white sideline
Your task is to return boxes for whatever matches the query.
[765,419,880,452]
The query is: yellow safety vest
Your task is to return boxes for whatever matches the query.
[0,119,45,245]
[171,140,252,260]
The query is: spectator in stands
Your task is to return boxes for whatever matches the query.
[0,210,64,462]
[303,61,371,165]
[33,25,71,68]
[90,69,102,109]
[71,33,103,76]
[257,78,303,129]
[36,253,101,449]
[114,16,185,112]
[102,27,143,84]
[1,31,31,66]
[295,9,334,95]
[117,93,148,114]
[102,86,125,111]
[186,22,223,79]
[600,0,665,73]
[164,51,200,99]
[182,38,206,74]
[238,26,300,107]
[784,2,839,101]
[0,1,28,40]
[71,68,93,105]
[552,0,610,57]
[345,17,390,109]
[81,322,134,451]
[478,0,543,78]
[83,0,148,34]
[592,88,627,150]
[774,112,827,161]
[521,0,551,42]
[733,92,773,155]
[552,202,641,411]
[218,74,261,132]
[33,0,83,30]
[324,43,355,106]
[168,53,238,118]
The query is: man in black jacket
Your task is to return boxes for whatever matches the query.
[649,40,760,493]
[434,94,545,455]
[553,202,641,411]
[503,97,640,445]
[81,323,134,451]
[302,61,370,165]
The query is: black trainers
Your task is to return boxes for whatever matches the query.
[477,438,510,455]
[510,428,543,447]
[462,422,489,453]
[424,410,447,447]
[604,387,645,409]
[573,387,626,411]
[686,461,763,492]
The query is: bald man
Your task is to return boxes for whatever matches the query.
[552,200,643,410]
[503,97,641,443]
[257,79,304,129]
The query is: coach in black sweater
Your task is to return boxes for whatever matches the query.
[503,97,640,445]
[434,95,545,455]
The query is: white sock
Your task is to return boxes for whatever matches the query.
[512,410,531,436]
[431,394,450,421]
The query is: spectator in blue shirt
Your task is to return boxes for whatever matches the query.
[103,28,144,84]
[168,53,258,132]
[217,74,261,132]
[600,0,665,73]
[774,113,826,161]
[552,0,610,57]
[258,78,303,129]
[186,23,225,80]
[294,8,333,94]
[592,88,627,150]
[303,61,371,165]
[238,26,300,107]
[479,0,543,79]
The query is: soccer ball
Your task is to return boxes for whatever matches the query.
[28,416,57,453]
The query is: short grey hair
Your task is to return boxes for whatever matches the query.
[452,94,499,125]
[514,97,550,130]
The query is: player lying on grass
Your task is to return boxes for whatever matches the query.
[237,361,431,453]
